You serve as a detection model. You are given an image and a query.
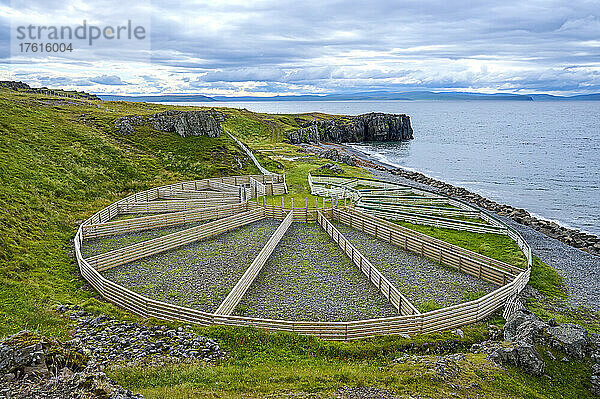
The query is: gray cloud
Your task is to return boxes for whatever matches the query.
[2,0,600,94]
[89,75,127,85]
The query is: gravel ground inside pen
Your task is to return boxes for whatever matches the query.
[101,219,280,313]
[234,222,398,322]
[81,220,215,258]
[333,222,496,310]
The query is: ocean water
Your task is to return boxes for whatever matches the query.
[166,100,600,236]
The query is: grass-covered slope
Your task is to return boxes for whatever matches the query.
[1,89,598,398]
[0,90,259,337]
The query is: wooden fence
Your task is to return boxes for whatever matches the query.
[86,209,266,271]
[82,202,250,239]
[356,203,508,235]
[215,211,294,315]
[317,211,419,315]
[117,197,241,214]
[309,173,527,241]
[357,199,480,218]
[332,208,527,283]
[73,174,532,340]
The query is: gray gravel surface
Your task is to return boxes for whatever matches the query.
[370,167,600,312]
[102,219,280,313]
[234,222,398,321]
[81,220,212,258]
[334,222,496,309]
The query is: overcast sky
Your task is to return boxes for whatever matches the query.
[1,0,599,96]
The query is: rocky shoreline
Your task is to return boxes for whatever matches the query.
[387,168,600,256]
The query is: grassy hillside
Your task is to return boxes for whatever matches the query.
[0,89,597,398]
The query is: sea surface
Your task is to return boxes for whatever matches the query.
[165,100,600,236]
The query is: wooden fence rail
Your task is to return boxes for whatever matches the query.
[356,203,508,234]
[82,202,250,239]
[117,197,241,214]
[317,211,420,315]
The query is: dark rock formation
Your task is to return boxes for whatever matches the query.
[114,114,145,135]
[1,305,227,398]
[489,342,546,376]
[0,330,140,399]
[548,323,590,359]
[149,110,224,138]
[316,163,346,174]
[114,110,224,138]
[318,148,358,166]
[592,363,600,396]
[288,113,413,144]
[489,308,598,383]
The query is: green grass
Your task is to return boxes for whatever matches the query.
[107,322,597,399]
[1,89,597,398]
[0,90,257,337]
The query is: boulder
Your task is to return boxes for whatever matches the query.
[489,342,546,376]
[548,323,590,359]
[114,114,145,135]
[149,110,224,138]
[316,163,345,174]
[591,363,600,396]
[503,310,548,344]
[591,333,600,362]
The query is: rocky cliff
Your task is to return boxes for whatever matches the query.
[115,110,224,137]
[287,112,413,144]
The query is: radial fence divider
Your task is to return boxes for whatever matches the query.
[214,210,294,316]
[317,211,420,316]
[86,209,266,271]
[82,202,250,239]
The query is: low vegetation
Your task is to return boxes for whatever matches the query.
[1,89,596,398]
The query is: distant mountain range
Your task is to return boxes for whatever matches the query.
[99,91,600,102]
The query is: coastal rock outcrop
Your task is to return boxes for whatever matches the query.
[288,113,413,144]
[149,110,224,138]
[115,110,224,138]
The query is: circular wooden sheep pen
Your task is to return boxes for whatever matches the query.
[74,173,532,340]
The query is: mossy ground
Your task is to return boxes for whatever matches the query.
[0,89,596,398]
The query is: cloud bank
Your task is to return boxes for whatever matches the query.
[1,0,599,95]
